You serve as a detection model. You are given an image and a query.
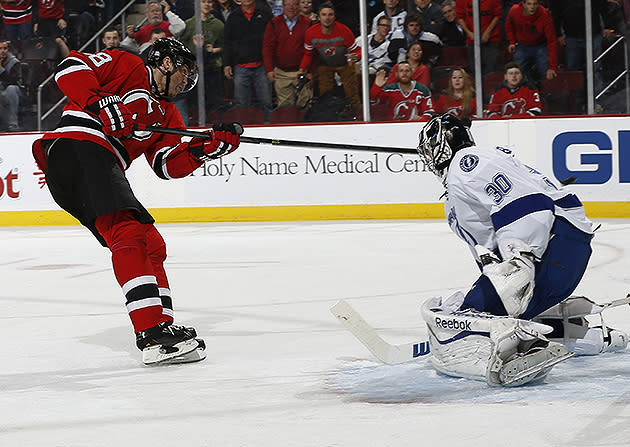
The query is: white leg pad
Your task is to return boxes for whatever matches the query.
[422,297,572,386]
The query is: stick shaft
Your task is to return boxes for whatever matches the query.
[142,125,417,155]
[240,135,417,154]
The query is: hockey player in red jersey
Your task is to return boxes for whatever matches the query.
[370,61,435,121]
[31,38,241,365]
[485,61,542,118]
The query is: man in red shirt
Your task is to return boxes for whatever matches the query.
[123,0,185,50]
[485,61,542,118]
[263,0,312,107]
[31,38,240,365]
[370,61,435,120]
[455,0,502,75]
[505,0,558,84]
[298,1,361,115]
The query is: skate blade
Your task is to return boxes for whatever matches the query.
[160,346,207,365]
[142,338,199,365]
[501,345,574,386]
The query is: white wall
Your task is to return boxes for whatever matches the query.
[0,117,628,219]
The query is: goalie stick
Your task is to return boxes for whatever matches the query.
[331,294,630,365]
[330,299,430,365]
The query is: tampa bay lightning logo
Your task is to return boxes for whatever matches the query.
[459,154,479,172]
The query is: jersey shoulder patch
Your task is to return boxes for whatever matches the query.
[458,153,479,172]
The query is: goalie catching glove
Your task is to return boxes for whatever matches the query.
[86,94,134,138]
[188,122,241,161]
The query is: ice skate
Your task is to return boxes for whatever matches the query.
[163,338,207,364]
[489,341,573,387]
[136,322,206,365]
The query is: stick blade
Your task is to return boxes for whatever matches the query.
[331,300,429,364]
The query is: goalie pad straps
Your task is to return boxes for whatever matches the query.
[534,296,629,355]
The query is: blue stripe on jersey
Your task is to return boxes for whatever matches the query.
[491,193,555,231]
[554,193,582,209]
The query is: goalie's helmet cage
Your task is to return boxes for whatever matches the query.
[147,37,199,96]
[417,113,474,181]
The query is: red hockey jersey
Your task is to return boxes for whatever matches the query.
[1,0,32,25]
[35,49,200,179]
[300,21,360,69]
[433,93,477,119]
[370,81,434,120]
[36,0,63,20]
[486,83,542,118]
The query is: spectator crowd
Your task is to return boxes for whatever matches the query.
[0,0,629,130]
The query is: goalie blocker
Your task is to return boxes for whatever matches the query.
[421,293,573,386]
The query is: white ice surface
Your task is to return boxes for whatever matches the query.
[1,220,629,447]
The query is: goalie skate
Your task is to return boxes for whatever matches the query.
[136,322,206,365]
[488,342,573,387]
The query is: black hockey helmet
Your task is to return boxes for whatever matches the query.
[147,37,198,97]
[417,113,474,182]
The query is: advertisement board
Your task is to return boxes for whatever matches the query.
[0,117,628,226]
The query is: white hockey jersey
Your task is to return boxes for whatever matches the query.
[444,145,593,261]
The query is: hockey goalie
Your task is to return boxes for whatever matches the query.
[415,113,628,386]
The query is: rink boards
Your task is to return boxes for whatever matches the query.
[0,116,629,225]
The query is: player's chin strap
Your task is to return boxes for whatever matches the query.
[152,66,176,101]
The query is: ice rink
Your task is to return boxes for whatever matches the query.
[1,219,629,446]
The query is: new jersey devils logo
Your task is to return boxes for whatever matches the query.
[393,100,417,120]
[502,98,526,116]
[122,89,166,141]
[446,105,462,118]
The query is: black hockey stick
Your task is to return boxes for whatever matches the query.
[136,124,418,155]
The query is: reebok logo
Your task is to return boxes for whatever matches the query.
[435,317,472,331]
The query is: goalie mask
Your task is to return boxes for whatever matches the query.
[417,113,474,183]
[147,37,199,98]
